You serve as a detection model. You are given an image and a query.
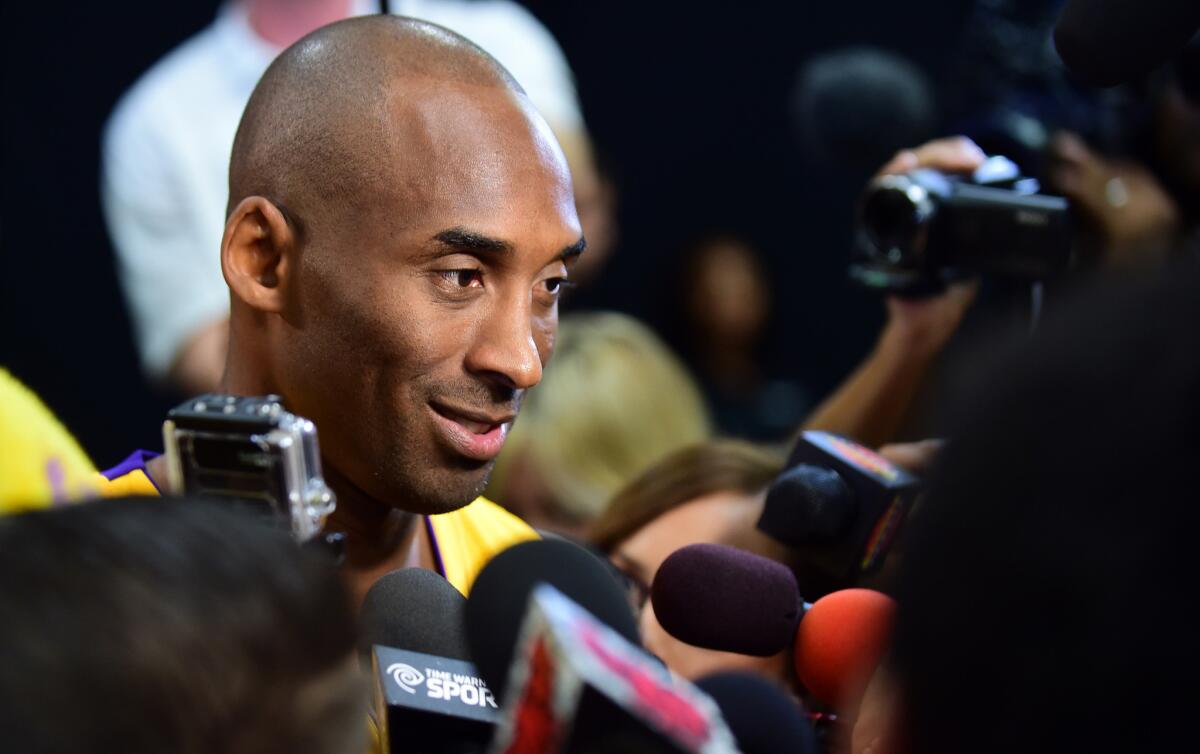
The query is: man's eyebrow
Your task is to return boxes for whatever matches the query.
[558,236,587,261]
[428,228,586,263]
[431,228,513,255]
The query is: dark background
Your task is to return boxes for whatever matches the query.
[1,0,971,465]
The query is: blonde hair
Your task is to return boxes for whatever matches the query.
[490,312,711,523]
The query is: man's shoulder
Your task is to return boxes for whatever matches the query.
[95,450,162,498]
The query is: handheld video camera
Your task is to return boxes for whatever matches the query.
[161,394,336,542]
[851,156,1073,294]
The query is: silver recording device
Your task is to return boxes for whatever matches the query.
[162,394,336,542]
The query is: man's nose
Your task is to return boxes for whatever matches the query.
[464,297,544,391]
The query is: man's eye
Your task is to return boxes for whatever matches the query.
[543,277,573,297]
[440,269,484,288]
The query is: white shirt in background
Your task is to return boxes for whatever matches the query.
[101,0,584,378]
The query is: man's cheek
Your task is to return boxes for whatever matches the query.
[535,319,557,365]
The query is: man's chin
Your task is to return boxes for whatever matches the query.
[386,461,494,516]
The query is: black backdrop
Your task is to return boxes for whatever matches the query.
[1,0,970,465]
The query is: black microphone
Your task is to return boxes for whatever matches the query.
[791,46,936,177]
[463,538,640,703]
[488,584,740,754]
[694,672,819,754]
[758,431,920,594]
[362,566,471,658]
[1054,0,1200,86]
[364,568,499,754]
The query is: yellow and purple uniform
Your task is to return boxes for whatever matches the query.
[97,450,537,596]
[0,369,103,513]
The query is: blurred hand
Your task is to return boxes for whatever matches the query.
[876,135,986,178]
[877,438,943,476]
[876,137,986,354]
[1047,131,1180,267]
[884,281,977,355]
[846,665,900,754]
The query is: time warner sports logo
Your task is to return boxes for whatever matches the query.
[387,662,499,708]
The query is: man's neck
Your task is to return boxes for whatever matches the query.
[322,465,418,565]
[321,465,434,607]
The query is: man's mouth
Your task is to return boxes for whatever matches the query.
[428,402,515,462]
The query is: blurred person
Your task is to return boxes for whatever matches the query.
[589,440,796,683]
[803,137,985,448]
[1046,44,1200,266]
[0,496,365,754]
[98,16,584,603]
[102,0,608,394]
[943,1,1199,270]
[487,311,711,538]
[847,261,1200,754]
[676,233,809,442]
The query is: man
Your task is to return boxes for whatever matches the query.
[99,16,585,602]
[0,497,365,754]
[102,0,607,393]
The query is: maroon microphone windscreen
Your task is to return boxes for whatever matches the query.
[650,543,802,657]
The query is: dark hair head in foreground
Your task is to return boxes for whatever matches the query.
[0,497,363,754]
[890,262,1200,753]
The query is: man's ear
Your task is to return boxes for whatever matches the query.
[221,196,296,314]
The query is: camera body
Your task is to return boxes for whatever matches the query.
[851,158,1073,294]
[161,394,335,542]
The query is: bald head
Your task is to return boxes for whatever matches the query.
[219,14,581,515]
[229,15,524,223]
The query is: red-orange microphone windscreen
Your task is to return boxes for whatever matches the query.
[793,588,896,709]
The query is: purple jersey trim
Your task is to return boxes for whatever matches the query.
[102,449,444,577]
[100,449,164,493]
[423,515,447,579]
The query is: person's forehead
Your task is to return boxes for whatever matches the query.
[619,490,762,572]
[381,81,573,209]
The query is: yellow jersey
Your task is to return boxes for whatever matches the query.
[96,451,537,595]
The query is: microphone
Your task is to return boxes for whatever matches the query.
[694,672,819,754]
[651,543,803,657]
[362,566,471,658]
[758,431,920,594]
[489,584,740,754]
[792,588,895,710]
[1053,0,1200,87]
[791,46,936,177]
[463,538,639,703]
[364,568,500,754]
[650,545,895,709]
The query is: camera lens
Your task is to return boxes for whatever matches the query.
[862,183,924,263]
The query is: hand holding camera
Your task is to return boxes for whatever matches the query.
[853,136,1073,296]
